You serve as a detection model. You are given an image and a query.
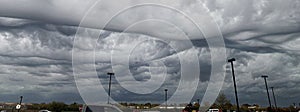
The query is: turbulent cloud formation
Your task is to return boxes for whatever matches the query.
[0,0,299,107]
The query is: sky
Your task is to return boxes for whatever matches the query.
[0,0,299,107]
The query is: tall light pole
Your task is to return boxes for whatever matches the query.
[107,72,114,104]
[17,96,23,112]
[270,87,278,111]
[293,103,296,108]
[228,58,240,112]
[261,75,272,108]
[164,89,168,109]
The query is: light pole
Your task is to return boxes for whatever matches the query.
[17,96,23,112]
[164,89,168,109]
[261,75,272,108]
[270,87,278,111]
[228,58,240,112]
[293,103,296,108]
[107,72,114,104]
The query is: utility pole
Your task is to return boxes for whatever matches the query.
[228,58,240,112]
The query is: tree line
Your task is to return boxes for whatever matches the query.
[211,92,299,112]
[26,102,80,112]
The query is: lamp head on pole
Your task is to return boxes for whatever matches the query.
[261,75,268,78]
[164,89,168,92]
[228,58,236,62]
[107,72,115,75]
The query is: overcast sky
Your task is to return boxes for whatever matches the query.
[0,0,299,107]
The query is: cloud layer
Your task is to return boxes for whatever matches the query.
[0,0,299,107]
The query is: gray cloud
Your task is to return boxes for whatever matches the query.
[0,0,299,107]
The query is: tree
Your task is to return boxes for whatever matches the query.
[215,92,231,110]
[68,102,80,111]
[241,104,251,111]
[144,103,152,108]
[40,102,49,110]
[224,102,233,110]
[27,103,41,110]
[120,102,128,107]
[48,101,67,112]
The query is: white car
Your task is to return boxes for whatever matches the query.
[39,110,51,112]
[81,104,123,112]
[207,109,221,112]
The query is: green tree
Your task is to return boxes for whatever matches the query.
[120,102,128,107]
[215,92,231,110]
[48,101,67,112]
[224,102,233,110]
[26,103,41,110]
[67,102,80,111]
[241,104,251,111]
[144,103,152,108]
[40,103,50,110]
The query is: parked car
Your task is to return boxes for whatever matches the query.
[39,110,51,112]
[80,104,123,112]
[207,109,222,112]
